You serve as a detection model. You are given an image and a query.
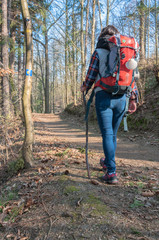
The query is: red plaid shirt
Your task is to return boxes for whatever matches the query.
[84,50,99,90]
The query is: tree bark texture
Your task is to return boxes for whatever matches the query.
[2,0,10,117]
[21,0,34,167]
[97,0,103,30]
[155,0,158,65]
[52,46,56,113]
[18,18,23,112]
[106,0,109,26]
[45,29,50,113]
[65,0,68,106]
[9,4,17,115]
[91,0,96,55]
[72,0,77,105]
[84,0,90,75]
[80,0,85,85]
[139,1,145,64]
[147,0,150,60]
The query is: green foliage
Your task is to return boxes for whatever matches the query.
[137,1,148,14]
[136,181,144,189]
[78,147,85,154]
[8,157,24,175]
[130,199,144,208]
[130,227,142,235]
[55,148,70,157]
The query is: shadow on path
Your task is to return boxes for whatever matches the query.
[33,113,159,166]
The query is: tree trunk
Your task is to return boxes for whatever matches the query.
[21,0,34,167]
[23,41,26,77]
[139,1,145,64]
[84,0,90,75]
[52,46,56,113]
[76,37,79,101]
[106,0,109,26]
[81,0,85,86]
[2,0,10,117]
[154,0,159,84]
[147,0,150,61]
[68,45,73,101]
[18,18,23,112]
[155,0,158,65]
[45,29,50,113]
[144,0,147,57]
[65,0,68,107]
[91,0,96,55]
[132,15,137,39]
[97,0,103,30]
[9,13,16,115]
[72,0,77,105]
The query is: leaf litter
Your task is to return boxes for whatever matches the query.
[0,113,159,240]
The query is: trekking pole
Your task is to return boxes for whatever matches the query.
[124,92,131,132]
[123,115,128,132]
[83,91,91,179]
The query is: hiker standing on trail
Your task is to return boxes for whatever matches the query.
[81,25,139,184]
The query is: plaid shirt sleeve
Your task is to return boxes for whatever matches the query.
[83,50,99,90]
[131,81,139,102]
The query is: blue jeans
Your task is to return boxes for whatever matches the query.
[95,90,126,173]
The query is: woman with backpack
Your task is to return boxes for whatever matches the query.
[81,25,138,184]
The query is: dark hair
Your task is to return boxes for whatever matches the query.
[98,25,119,40]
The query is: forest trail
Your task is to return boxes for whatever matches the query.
[28,113,158,239]
[1,113,159,240]
[33,113,159,169]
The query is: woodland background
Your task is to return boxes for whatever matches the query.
[0,1,159,239]
[0,0,159,167]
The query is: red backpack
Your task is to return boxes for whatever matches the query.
[95,34,139,95]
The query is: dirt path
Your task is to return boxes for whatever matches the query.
[33,113,159,169]
[0,113,159,240]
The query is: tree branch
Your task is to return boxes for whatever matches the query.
[33,38,45,48]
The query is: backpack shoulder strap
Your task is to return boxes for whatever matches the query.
[105,34,121,78]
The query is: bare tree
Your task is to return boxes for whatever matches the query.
[80,0,85,85]
[91,0,96,55]
[72,0,77,105]
[18,16,23,112]
[84,0,90,75]
[147,0,150,61]
[97,0,103,30]
[44,19,50,113]
[155,0,158,65]
[138,0,145,64]
[65,0,69,106]
[21,0,34,167]
[106,0,110,26]
[2,0,10,116]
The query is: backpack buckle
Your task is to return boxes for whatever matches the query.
[112,85,119,95]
